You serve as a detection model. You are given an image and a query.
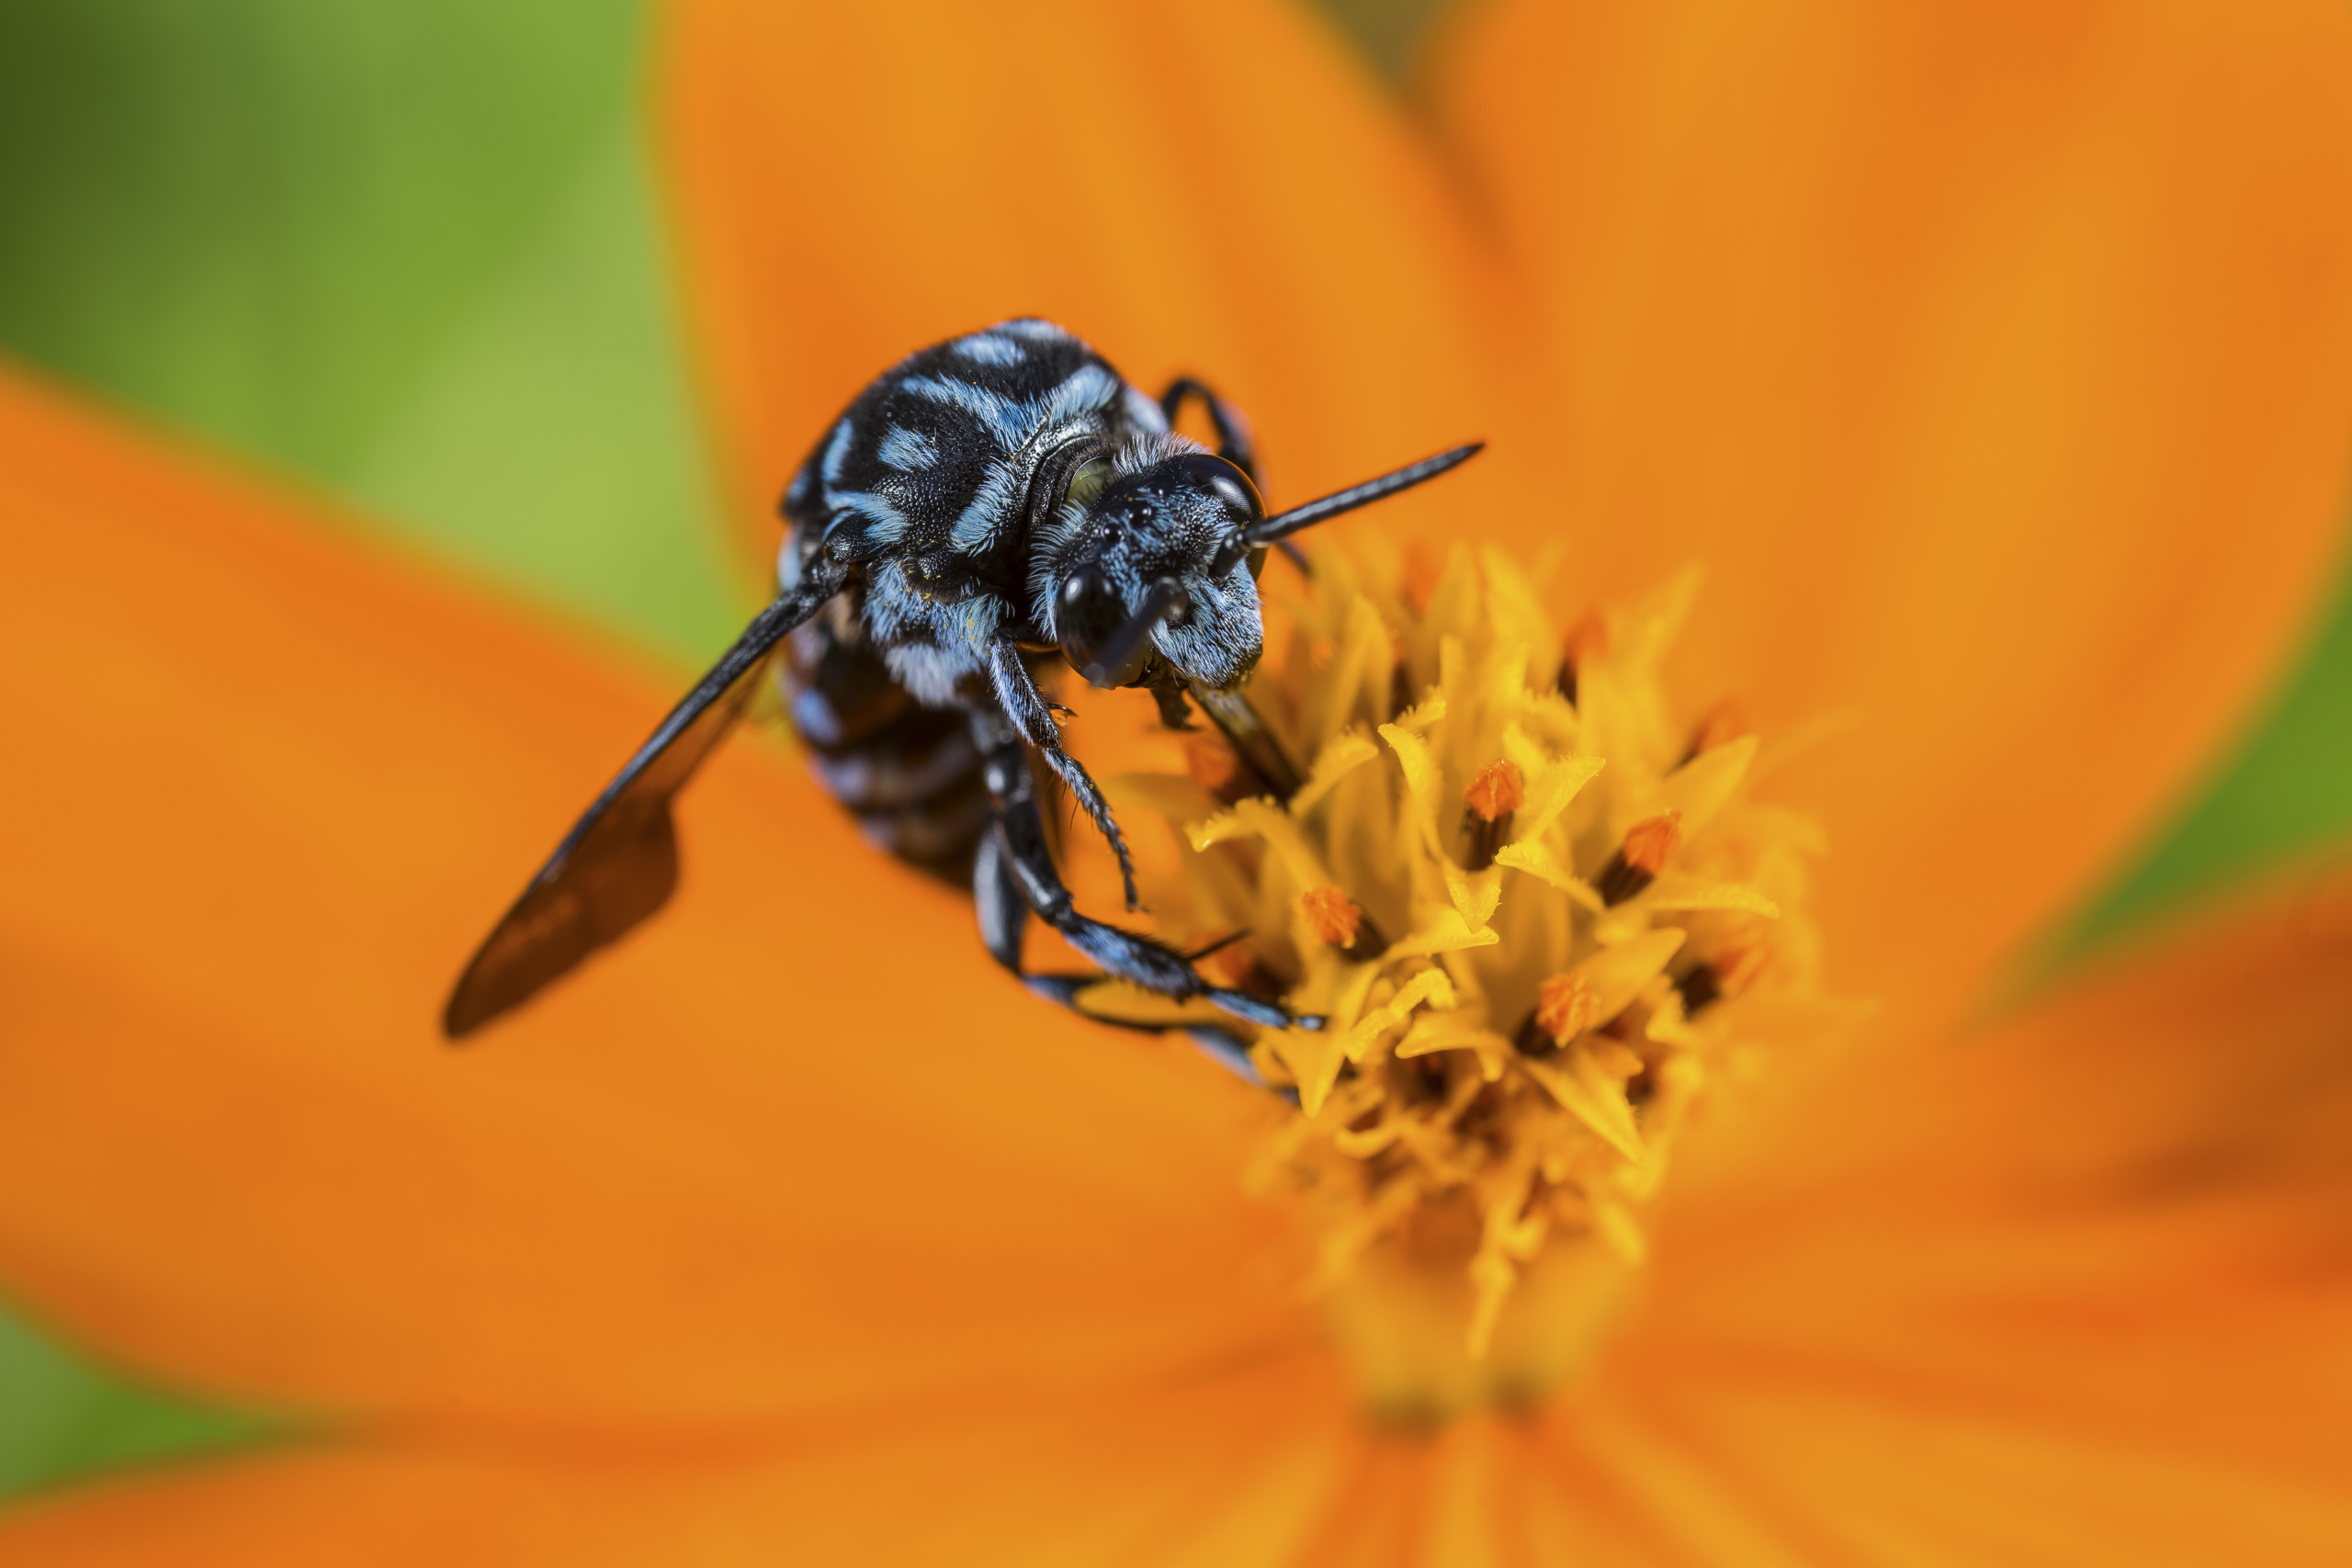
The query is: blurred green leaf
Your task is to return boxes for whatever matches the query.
[0,1308,283,1502]
[2056,558,2352,957]
[1313,0,1453,81]
[0,0,618,476]
[0,0,739,662]
[345,121,745,658]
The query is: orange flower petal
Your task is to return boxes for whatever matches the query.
[1634,1382,2351,1565]
[660,0,1552,572]
[1530,1378,2352,1565]
[0,365,1304,1427]
[1570,868,2352,1547]
[0,1357,1363,1565]
[1432,0,2352,1036]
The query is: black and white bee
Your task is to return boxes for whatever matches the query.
[444,318,1477,1066]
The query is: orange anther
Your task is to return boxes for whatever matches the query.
[1535,972,1597,1044]
[1462,759,1525,823]
[1622,811,1682,874]
[1302,885,1364,949]
[1690,698,1750,755]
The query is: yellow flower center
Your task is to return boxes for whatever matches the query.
[1085,536,1845,1423]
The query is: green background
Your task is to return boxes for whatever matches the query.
[1,0,2346,1506]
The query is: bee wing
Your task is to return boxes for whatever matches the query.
[443,580,835,1039]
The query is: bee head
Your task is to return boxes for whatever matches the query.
[1040,442,1266,692]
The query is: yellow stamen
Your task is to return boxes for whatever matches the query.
[1459,758,1523,873]
[1104,535,1851,1421]
[1593,810,1681,908]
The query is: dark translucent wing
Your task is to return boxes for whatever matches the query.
[443,579,838,1039]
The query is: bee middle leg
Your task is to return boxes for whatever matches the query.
[969,714,1302,1049]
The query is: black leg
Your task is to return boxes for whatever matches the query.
[1159,377,1259,482]
[1146,671,1197,731]
[968,708,1306,1041]
[1161,376,1311,577]
[975,818,1261,1081]
[986,637,1143,908]
[973,819,1029,974]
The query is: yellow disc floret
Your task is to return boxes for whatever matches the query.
[1084,536,1854,1420]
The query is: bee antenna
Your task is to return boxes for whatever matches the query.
[1245,442,1484,549]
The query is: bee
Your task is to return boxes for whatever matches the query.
[444,319,1477,1069]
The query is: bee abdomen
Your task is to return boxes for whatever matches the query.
[808,722,978,811]
[783,610,989,882]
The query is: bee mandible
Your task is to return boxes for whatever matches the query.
[444,318,1478,1065]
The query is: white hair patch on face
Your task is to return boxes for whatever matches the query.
[1027,495,1095,632]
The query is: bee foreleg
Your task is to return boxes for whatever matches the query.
[1146,671,1196,731]
[985,637,1140,909]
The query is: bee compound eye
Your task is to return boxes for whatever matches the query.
[1207,470,1260,525]
[1163,452,1262,525]
[1058,563,1146,686]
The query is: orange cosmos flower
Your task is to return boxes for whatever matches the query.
[5,0,2352,1559]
